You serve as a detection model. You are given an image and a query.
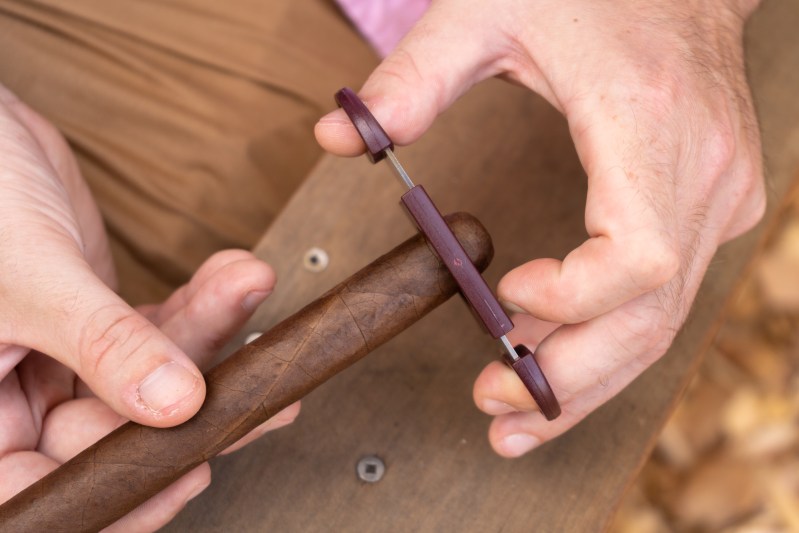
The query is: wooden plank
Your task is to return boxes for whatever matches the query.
[166,1,799,530]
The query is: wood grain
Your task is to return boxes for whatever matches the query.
[166,1,799,531]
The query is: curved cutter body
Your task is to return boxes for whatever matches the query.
[334,87,560,421]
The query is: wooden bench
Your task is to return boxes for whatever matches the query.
[165,1,799,530]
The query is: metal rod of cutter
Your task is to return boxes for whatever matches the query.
[500,335,520,362]
[384,149,415,190]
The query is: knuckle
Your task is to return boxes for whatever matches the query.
[613,306,674,361]
[745,188,767,227]
[719,151,766,240]
[239,259,276,290]
[701,126,737,179]
[737,183,767,232]
[623,68,683,117]
[557,286,591,324]
[366,49,441,144]
[205,249,254,270]
[644,76,682,111]
[369,50,428,111]
[78,305,154,376]
[182,306,229,356]
[376,48,423,85]
[733,161,767,229]
[183,297,209,324]
[624,234,681,291]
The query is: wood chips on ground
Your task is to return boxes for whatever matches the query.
[610,195,799,533]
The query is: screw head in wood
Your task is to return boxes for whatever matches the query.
[356,455,385,483]
[303,247,329,273]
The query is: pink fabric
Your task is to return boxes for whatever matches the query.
[336,0,431,57]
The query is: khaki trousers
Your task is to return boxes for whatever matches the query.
[0,0,376,304]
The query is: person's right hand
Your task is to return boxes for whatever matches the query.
[316,0,765,458]
[0,85,297,530]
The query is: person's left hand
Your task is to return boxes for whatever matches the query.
[0,249,300,531]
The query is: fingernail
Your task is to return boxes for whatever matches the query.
[138,362,199,414]
[500,434,540,457]
[500,301,527,315]
[482,399,516,415]
[242,290,270,312]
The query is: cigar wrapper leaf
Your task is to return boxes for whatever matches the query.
[0,212,493,532]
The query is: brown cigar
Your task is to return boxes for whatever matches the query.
[0,212,493,532]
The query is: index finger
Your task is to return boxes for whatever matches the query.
[499,164,681,324]
[498,102,683,324]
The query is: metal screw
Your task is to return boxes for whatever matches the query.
[303,247,329,273]
[356,455,385,483]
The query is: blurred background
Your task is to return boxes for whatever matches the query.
[611,188,799,532]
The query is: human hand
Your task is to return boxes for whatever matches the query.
[0,85,299,530]
[315,0,765,456]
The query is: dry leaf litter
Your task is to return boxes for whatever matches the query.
[611,198,799,533]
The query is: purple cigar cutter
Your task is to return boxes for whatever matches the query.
[334,88,560,421]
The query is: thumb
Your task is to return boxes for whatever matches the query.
[315,2,503,155]
[17,262,205,428]
[0,85,204,427]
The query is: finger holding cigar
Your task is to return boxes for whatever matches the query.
[0,213,494,532]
